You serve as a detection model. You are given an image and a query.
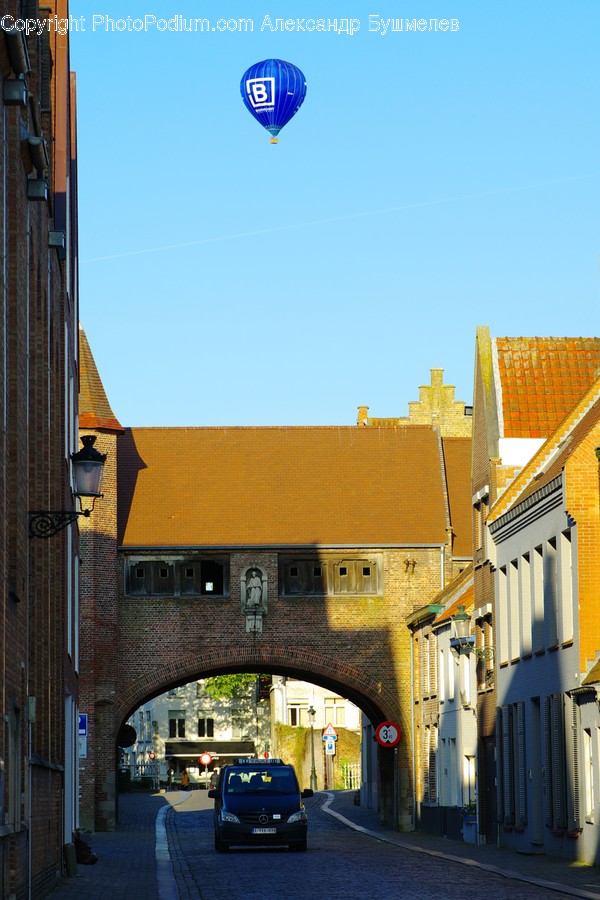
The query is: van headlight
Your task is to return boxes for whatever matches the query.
[287,810,307,824]
[221,810,241,824]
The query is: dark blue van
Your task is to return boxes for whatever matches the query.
[208,758,313,852]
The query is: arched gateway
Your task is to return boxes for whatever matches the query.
[78,331,472,832]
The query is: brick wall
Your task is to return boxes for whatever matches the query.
[79,505,456,832]
[0,6,79,896]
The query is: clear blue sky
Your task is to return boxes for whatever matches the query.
[69,1,600,427]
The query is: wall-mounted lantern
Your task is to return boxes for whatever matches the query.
[450,605,494,662]
[29,435,107,538]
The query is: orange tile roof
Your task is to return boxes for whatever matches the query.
[117,425,470,548]
[442,437,472,557]
[490,378,600,519]
[79,326,123,432]
[494,338,600,438]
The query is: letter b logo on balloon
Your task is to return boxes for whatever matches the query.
[246,78,275,110]
[240,59,307,144]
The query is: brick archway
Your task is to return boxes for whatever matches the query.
[76,409,472,834]
[118,647,398,727]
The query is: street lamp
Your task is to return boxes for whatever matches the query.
[308,705,317,792]
[450,605,495,662]
[29,435,107,538]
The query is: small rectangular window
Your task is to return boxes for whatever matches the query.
[136,568,144,579]
[313,566,321,576]
[362,566,371,577]
[198,717,214,738]
[340,567,347,576]
[290,567,299,577]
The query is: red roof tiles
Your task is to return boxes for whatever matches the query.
[495,338,600,439]
[117,426,470,549]
[79,327,123,432]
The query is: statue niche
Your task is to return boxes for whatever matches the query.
[240,566,267,615]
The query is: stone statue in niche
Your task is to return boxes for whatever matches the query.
[247,570,262,607]
[241,566,267,614]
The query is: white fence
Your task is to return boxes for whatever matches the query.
[340,762,361,790]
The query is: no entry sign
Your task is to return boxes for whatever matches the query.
[199,752,212,766]
[375,721,402,748]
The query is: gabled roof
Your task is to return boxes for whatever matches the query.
[79,326,123,432]
[489,376,600,523]
[493,337,600,439]
[442,437,472,557]
[117,425,471,549]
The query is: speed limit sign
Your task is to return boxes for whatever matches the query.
[375,721,402,748]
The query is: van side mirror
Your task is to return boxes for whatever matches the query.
[207,789,217,799]
[301,789,314,798]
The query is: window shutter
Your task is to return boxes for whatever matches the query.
[429,632,438,696]
[420,636,427,698]
[502,704,514,825]
[428,726,438,804]
[565,694,581,832]
[542,696,553,827]
[421,727,429,803]
[516,702,527,825]
[551,693,566,830]
[496,707,504,823]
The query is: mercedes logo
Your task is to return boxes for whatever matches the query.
[259,814,269,825]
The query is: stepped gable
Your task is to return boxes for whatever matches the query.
[117,424,470,549]
[494,337,600,439]
[79,325,123,432]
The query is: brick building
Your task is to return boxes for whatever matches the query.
[77,355,473,833]
[0,4,81,897]
[488,374,600,862]
[471,327,600,844]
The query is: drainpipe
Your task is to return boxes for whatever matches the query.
[409,628,416,831]
[26,196,33,900]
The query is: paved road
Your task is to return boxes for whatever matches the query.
[166,791,583,900]
[48,790,600,900]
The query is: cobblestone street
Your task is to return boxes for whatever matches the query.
[48,790,600,900]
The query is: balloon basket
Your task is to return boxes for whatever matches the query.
[270,137,279,144]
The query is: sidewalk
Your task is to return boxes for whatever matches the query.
[47,790,172,899]
[47,789,600,899]
[324,790,600,900]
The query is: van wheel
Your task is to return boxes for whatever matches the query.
[215,833,229,852]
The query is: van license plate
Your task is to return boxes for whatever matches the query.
[252,827,276,834]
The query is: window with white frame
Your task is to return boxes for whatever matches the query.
[532,546,544,653]
[198,717,214,738]
[498,566,508,664]
[509,560,519,660]
[168,710,185,738]
[544,539,559,649]
[559,529,574,644]
[324,698,346,727]
[584,728,595,824]
[520,552,532,657]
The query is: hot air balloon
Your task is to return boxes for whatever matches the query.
[240,59,307,144]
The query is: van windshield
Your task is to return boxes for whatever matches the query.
[225,768,297,794]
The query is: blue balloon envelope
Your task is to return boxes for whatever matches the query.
[241,59,307,143]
